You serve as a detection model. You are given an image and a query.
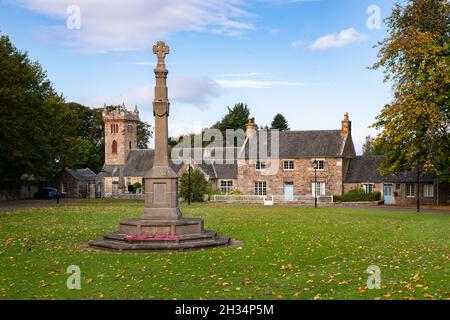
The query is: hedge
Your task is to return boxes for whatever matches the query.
[334,191,381,202]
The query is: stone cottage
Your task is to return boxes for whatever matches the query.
[51,168,97,198]
[236,115,356,198]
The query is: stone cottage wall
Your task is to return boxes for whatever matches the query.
[237,157,345,196]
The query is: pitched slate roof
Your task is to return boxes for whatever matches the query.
[345,156,435,183]
[242,130,352,158]
[66,168,97,181]
[344,156,386,183]
[197,163,216,178]
[123,149,154,177]
[279,130,348,157]
[213,163,238,179]
[99,165,123,178]
[100,150,184,178]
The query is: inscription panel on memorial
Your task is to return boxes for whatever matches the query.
[153,183,167,204]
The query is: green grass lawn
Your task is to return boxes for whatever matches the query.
[0,199,448,300]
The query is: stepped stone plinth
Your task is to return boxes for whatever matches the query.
[88,41,230,252]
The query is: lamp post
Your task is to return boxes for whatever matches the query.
[416,156,420,213]
[188,160,192,206]
[54,156,60,204]
[313,159,318,209]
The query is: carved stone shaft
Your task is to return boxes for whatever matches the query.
[143,41,181,220]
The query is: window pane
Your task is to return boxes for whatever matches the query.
[220,180,233,193]
[283,161,294,170]
[255,182,267,196]
[318,161,324,170]
[423,184,434,197]
[363,184,374,193]
[406,184,415,197]
[256,161,266,170]
[312,182,325,196]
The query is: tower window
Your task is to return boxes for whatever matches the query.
[112,140,118,154]
[111,124,119,134]
[129,141,132,150]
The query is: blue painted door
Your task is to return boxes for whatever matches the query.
[384,185,393,204]
[284,183,294,201]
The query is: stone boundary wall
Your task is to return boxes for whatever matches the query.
[0,185,39,201]
[209,200,382,207]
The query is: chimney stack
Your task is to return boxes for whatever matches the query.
[246,118,257,138]
[341,112,351,136]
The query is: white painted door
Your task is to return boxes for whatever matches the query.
[284,182,294,201]
[384,184,393,204]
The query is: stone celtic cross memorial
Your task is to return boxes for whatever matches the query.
[89,41,230,251]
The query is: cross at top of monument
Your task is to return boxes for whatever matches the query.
[153,41,170,66]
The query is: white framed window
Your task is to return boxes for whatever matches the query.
[61,182,67,194]
[283,160,294,171]
[255,181,267,196]
[406,183,416,198]
[313,160,325,170]
[312,182,326,196]
[255,161,266,171]
[423,184,434,198]
[220,180,233,194]
[363,184,374,193]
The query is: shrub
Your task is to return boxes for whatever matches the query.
[347,188,365,195]
[228,188,242,195]
[334,190,381,202]
[180,169,208,202]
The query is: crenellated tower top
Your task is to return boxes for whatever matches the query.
[102,104,140,122]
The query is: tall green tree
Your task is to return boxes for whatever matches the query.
[212,102,251,134]
[65,102,104,173]
[271,113,290,131]
[0,34,63,188]
[371,0,450,182]
[137,121,153,149]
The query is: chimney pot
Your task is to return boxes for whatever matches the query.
[246,118,256,138]
[341,112,351,136]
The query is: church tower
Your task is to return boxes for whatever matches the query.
[102,104,140,166]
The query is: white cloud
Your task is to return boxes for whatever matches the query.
[215,79,331,89]
[290,39,303,48]
[84,77,219,108]
[218,72,270,77]
[171,77,220,105]
[308,28,367,50]
[133,62,155,66]
[14,0,255,52]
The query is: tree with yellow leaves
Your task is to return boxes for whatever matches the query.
[372,0,449,183]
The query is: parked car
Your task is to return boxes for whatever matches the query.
[34,188,59,199]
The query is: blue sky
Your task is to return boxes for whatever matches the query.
[0,0,395,153]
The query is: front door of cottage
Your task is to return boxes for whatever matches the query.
[284,182,294,201]
[384,184,393,204]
